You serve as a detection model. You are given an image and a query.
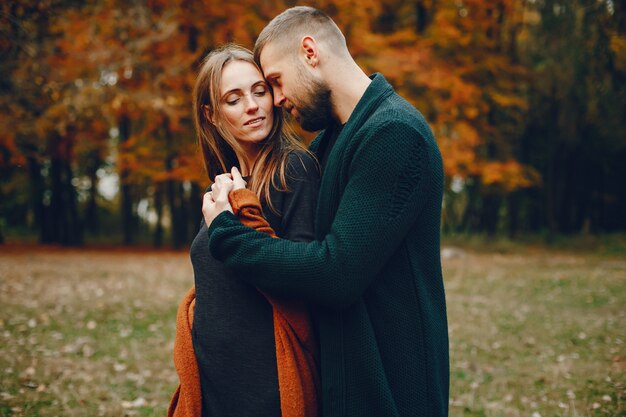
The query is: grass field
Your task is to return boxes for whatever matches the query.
[0,245,624,416]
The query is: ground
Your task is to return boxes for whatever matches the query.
[0,245,624,416]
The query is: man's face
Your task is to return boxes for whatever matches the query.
[260,43,334,132]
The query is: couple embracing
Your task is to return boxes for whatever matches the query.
[169,6,449,417]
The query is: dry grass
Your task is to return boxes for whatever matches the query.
[445,248,625,417]
[0,247,192,416]
[0,245,624,416]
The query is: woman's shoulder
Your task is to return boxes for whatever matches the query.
[284,149,320,181]
[264,149,319,230]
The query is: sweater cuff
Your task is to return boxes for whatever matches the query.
[206,210,239,237]
[228,188,261,215]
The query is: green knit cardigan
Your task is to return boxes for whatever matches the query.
[208,74,449,417]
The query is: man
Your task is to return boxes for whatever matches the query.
[203,6,448,417]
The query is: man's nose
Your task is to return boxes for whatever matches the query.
[273,87,286,107]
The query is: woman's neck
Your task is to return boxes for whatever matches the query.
[237,146,260,177]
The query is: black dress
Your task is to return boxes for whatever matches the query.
[190,151,320,417]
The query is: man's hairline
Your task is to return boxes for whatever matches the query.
[258,40,292,79]
[259,33,338,73]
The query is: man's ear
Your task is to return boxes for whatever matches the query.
[301,36,319,67]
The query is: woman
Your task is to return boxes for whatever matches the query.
[169,45,320,417]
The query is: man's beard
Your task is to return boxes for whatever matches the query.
[294,68,333,132]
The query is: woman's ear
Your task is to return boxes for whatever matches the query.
[202,105,214,125]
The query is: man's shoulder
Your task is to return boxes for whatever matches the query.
[379,90,423,119]
[364,94,433,139]
[366,74,424,123]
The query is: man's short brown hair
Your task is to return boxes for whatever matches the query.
[254,6,348,64]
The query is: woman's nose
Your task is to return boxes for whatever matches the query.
[244,94,259,112]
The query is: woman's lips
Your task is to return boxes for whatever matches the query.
[244,117,265,126]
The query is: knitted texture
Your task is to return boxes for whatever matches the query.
[208,74,448,417]
[168,188,320,417]
[230,189,320,417]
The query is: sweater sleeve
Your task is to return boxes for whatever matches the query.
[229,189,277,238]
[208,121,435,309]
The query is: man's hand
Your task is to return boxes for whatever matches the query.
[202,173,234,226]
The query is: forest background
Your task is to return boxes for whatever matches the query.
[1,0,625,248]
[1,2,625,416]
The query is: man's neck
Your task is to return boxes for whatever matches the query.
[328,62,372,125]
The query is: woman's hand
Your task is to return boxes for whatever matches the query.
[231,166,247,190]
[202,174,234,226]
[201,167,247,226]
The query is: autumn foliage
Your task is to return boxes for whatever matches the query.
[1,0,625,246]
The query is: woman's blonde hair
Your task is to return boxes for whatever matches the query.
[193,44,313,213]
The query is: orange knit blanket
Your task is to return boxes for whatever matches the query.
[167,188,320,417]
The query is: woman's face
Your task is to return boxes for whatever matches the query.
[217,60,274,151]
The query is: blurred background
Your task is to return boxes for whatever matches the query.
[1,0,625,248]
[1,2,625,416]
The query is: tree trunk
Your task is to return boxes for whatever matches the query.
[460,180,480,233]
[118,113,136,245]
[414,0,429,33]
[26,156,47,243]
[507,191,520,238]
[167,180,185,249]
[85,151,101,235]
[189,182,203,234]
[480,193,501,236]
[153,182,164,248]
[47,131,82,246]
[64,154,82,245]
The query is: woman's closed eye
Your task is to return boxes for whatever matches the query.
[225,94,240,105]
[253,87,267,97]
[225,87,266,105]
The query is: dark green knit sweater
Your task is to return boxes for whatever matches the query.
[208,74,448,417]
